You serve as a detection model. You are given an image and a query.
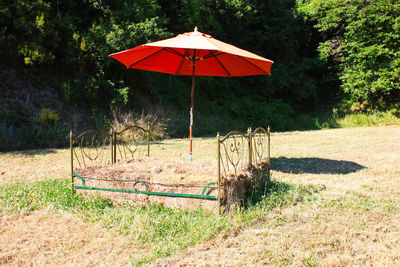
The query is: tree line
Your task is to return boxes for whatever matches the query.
[1,0,399,149]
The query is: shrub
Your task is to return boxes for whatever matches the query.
[0,107,67,151]
[111,108,167,140]
[38,108,59,126]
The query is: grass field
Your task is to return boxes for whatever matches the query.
[1,126,399,266]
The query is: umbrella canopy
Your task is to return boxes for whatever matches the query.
[109,27,273,161]
[110,27,273,77]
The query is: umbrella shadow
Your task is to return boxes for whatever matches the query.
[271,157,366,174]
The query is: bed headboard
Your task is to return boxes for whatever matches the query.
[114,125,150,163]
[70,125,150,179]
[70,129,113,170]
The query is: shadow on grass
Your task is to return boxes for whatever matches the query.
[271,157,366,174]
[6,148,58,156]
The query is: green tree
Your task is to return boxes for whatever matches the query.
[1,0,340,141]
[298,0,400,111]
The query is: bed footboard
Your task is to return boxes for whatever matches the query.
[217,126,271,214]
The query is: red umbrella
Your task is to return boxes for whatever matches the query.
[110,27,273,161]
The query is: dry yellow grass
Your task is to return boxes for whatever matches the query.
[155,126,400,265]
[0,208,153,266]
[0,149,70,185]
[1,126,400,265]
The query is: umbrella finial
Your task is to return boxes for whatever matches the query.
[194,26,198,32]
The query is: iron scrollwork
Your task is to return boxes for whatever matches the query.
[115,125,150,162]
[72,129,112,169]
[252,127,269,166]
[219,131,249,178]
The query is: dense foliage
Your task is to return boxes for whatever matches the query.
[298,0,400,111]
[0,0,399,149]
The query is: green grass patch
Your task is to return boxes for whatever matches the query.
[291,110,400,131]
[0,178,113,214]
[336,111,400,128]
[0,178,321,265]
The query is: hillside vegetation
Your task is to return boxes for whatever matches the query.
[1,0,399,150]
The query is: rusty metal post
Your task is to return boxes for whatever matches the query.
[147,129,150,157]
[189,50,196,162]
[113,129,117,164]
[247,127,252,166]
[217,132,221,216]
[70,131,75,194]
[110,129,113,164]
[110,131,113,164]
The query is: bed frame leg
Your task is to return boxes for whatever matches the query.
[70,131,75,194]
[217,132,221,216]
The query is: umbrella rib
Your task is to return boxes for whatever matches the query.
[175,56,186,74]
[237,56,269,74]
[128,47,167,68]
[174,49,194,74]
[195,49,201,60]
[202,51,224,61]
[164,47,186,58]
[211,53,231,77]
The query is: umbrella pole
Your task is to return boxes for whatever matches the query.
[189,60,195,161]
